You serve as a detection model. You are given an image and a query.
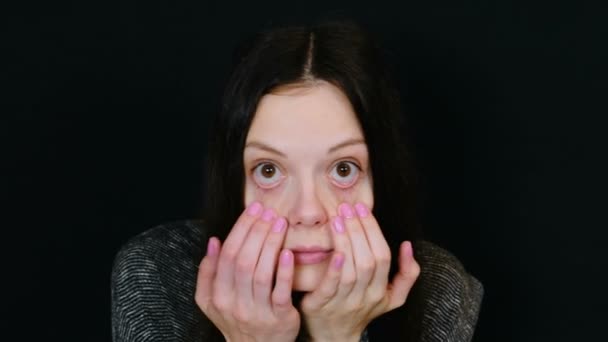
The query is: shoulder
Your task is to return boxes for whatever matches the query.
[111,219,207,293]
[111,219,212,342]
[112,219,206,270]
[414,241,484,342]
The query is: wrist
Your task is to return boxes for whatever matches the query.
[226,337,294,342]
[310,332,362,342]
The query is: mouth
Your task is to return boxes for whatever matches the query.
[290,246,333,265]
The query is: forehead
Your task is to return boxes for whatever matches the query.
[246,82,364,144]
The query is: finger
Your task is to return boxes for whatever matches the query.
[234,208,276,309]
[354,203,392,294]
[195,237,221,311]
[254,216,288,306]
[220,201,264,258]
[271,249,295,313]
[329,215,356,299]
[301,252,345,311]
[339,203,376,298]
[386,241,420,311]
[215,202,264,293]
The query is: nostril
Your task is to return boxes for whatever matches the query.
[292,220,323,227]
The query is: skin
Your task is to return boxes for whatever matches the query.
[195,81,420,342]
[243,80,374,291]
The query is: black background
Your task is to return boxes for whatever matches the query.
[4,1,607,341]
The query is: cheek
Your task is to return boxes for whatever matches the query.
[244,179,291,210]
[348,174,373,209]
[245,174,374,213]
[326,174,374,209]
[244,180,264,207]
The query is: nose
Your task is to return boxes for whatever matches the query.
[286,180,328,228]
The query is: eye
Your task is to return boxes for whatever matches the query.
[253,162,284,188]
[329,161,360,187]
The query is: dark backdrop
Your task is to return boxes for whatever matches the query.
[4,1,607,341]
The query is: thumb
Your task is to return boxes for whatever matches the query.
[386,241,420,311]
[195,237,221,311]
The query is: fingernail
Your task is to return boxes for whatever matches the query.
[207,238,218,257]
[247,202,263,216]
[272,217,286,232]
[333,254,345,269]
[404,241,413,257]
[339,203,355,219]
[354,203,369,218]
[261,208,276,222]
[333,216,345,233]
[280,250,292,266]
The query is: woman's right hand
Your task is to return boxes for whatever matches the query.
[195,202,300,342]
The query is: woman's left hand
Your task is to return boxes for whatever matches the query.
[300,202,420,342]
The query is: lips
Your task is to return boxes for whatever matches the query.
[290,247,333,265]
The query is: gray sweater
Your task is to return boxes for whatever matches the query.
[111,220,483,341]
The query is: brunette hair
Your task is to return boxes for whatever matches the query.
[202,18,424,341]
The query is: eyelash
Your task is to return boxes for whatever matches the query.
[249,159,363,189]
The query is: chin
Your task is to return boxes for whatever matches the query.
[292,261,329,292]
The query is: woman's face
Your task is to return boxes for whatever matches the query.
[243,81,374,291]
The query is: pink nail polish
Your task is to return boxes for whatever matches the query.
[280,250,292,266]
[261,208,276,222]
[354,203,369,217]
[333,216,345,233]
[404,241,413,257]
[333,254,345,269]
[272,217,286,232]
[206,238,218,257]
[247,202,263,216]
[339,203,355,219]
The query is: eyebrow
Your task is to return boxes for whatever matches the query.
[245,138,366,157]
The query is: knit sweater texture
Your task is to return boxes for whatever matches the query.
[111,220,483,341]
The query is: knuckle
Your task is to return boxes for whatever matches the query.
[318,287,335,300]
[272,293,289,307]
[221,248,239,263]
[233,304,253,322]
[367,287,386,302]
[409,261,421,279]
[275,270,290,283]
[342,274,357,287]
[377,252,392,265]
[262,240,280,254]
[253,273,272,288]
[358,259,376,274]
[212,296,229,311]
[397,292,409,306]
[252,219,271,233]
[237,215,257,229]
[394,296,407,308]
[194,292,204,307]
[264,233,282,246]
[236,258,255,273]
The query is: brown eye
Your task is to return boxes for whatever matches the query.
[261,163,276,178]
[253,162,283,188]
[336,162,351,177]
[330,161,360,187]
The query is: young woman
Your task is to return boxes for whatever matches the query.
[111,19,483,342]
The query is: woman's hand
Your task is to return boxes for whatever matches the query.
[195,202,301,342]
[300,202,420,342]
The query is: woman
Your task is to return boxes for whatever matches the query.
[111,19,483,342]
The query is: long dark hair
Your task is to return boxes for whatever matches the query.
[202,18,425,341]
